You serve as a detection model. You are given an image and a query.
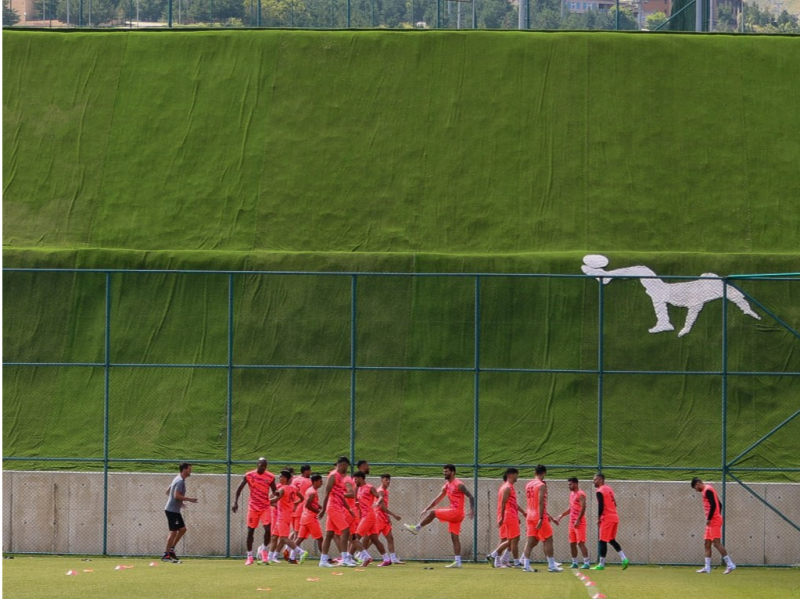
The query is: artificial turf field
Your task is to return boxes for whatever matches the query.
[3,557,799,599]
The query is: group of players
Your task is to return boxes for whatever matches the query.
[163,457,736,574]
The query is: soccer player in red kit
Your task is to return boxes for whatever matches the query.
[296,474,325,554]
[691,477,736,574]
[231,457,278,565]
[557,477,590,569]
[290,465,313,543]
[270,470,308,564]
[523,464,562,573]
[319,456,358,568]
[353,471,391,566]
[591,472,629,570]
[487,468,526,568]
[404,464,475,569]
[376,474,404,565]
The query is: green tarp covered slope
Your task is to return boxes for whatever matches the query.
[3,30,799,479]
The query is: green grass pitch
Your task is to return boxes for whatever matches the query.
[3,557,799,599]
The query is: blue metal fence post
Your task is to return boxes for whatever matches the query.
[473,275,481,563]
[168,0,172,26]
[226,274,234,558]
[721,279,729,545]
[597,279,604,473]
[103,272,111,555]
[347,0,350,26]
[350,275,357,467]
[596,279,604,560]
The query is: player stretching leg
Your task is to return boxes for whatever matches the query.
[404,464,475,569]
[522,465,562,573]
[591,473,629,570]
[556,477,590,569]
[376,474,404,565]
[231,458,277,565]
[691,478,736,574]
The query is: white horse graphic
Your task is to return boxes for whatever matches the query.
[581,255,761,337]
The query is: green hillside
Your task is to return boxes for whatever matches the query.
[3,30,799,480]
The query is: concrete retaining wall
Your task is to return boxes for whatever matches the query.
[3,471,798,565]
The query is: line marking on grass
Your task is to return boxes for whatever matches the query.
[573,570,608,599]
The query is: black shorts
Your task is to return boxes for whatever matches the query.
[165,510,186,531]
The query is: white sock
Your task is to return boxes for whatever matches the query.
[705,557,712,569]
[414,524,421,531]
[489,551,497,558]
[523,558,531,569]
[390,553,398,560]
[619,551,627,561]
[382,553,390,561]
[724,555,734,566]
[547,557,556,568]
[572,558,578,565]
[247,551,253,557]
[320,554,329,563]
[583,557,591,565]
[599,557,606,566]
[494,555,502,567]
[501,550,510,562]
[455,556,462,565]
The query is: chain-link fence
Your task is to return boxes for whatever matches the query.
[6,0,799,34]
[3,268,799,564]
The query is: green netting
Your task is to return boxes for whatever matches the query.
[3,31,800,259]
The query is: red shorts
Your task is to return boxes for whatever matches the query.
[599,520,619,542]
[274,517,292,538]
[499,518,520,540]
[526,517,553,541]
[349,514,361,536]
[356,513,377,537]
[704,518,723,541]
[247,508,271,530]
[291,515,301,533]
[434,508,465,535]
[569,522,587,544]
[298,518,323,540]
[325,509,350,535]
[375,518,392,536]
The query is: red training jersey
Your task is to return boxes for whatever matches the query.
[301,487,320,523]
[702,484,723,523]
[244,469,275,512]
[292,476,313,517]
[277,483,298,520]
[376,486,390,524]
[569,489,587,527]
[596,484,619,523]
[525,479,548,520]
[326,469,347,513]
[357,483,377,519]
[343,475,358,513]
[497,481,518,523]
[445,478,466,513]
